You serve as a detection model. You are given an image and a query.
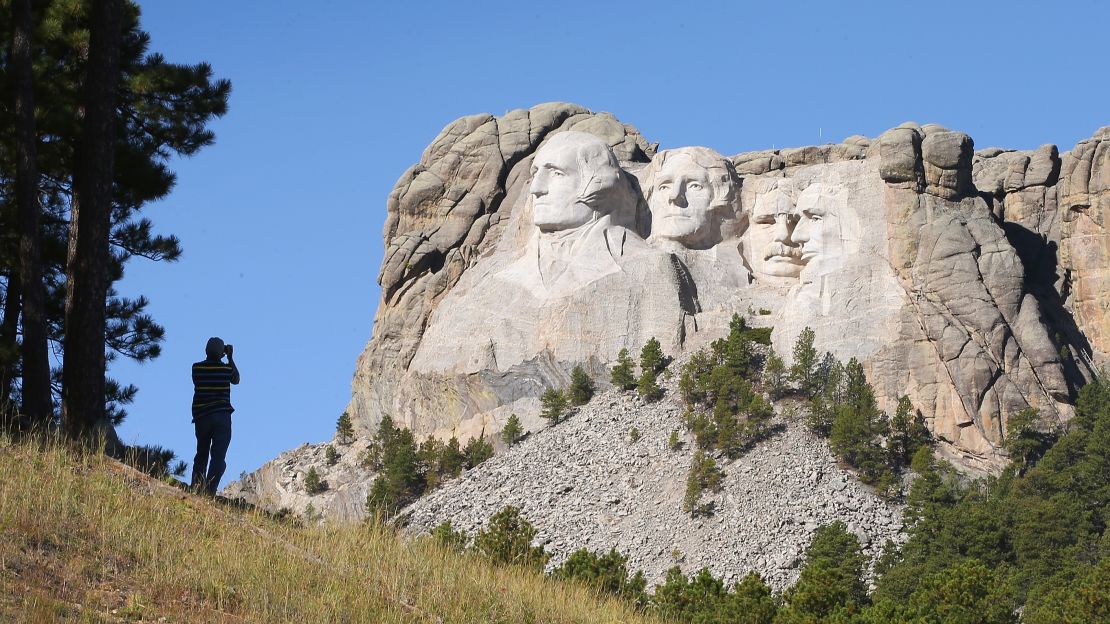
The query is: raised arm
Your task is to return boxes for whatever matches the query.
[226,345,240,384]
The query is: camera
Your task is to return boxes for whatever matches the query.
[224,344,234,357]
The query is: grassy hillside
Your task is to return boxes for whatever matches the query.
[0,435,660,623]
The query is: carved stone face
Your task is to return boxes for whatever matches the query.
[530,139,594,232]
[648,153,717,245]
[792,183,853,267]
[748,188,803,279]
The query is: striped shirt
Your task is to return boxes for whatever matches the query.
[192,359,238,421]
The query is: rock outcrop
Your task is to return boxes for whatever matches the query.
[231,103,1108,520]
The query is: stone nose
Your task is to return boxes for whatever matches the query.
[667,183,687,208]
[772,215,796,245]
[792,216,810,244]
[529,171,548,197]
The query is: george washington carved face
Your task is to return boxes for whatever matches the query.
[529,131,631,233]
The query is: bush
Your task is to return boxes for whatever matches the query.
[552,548,648,607]
[472,506,549,570]
[568,365,595,405]
[683,451,723,514]
[668,429,682,451]
[610,348,637,391]
[430,520,470,554]
[628,427,641,443]
[325,445,338,466]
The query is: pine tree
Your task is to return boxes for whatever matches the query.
[540,388,568,424]
[640,337,664,375]
[829,359,893,489]
[336,411,355,445]
[683,451,724,514]
[790,327,819,396]
[464,431,494,468]
[304,466,325,495]
[568,365,595,405]
[780,522,869,621]
[763,348,787,399]
[724,314,753,378]
[1003,407,1050,474]
[364,426,422,515]
[610,348,636,390]
[439,436,465,477]
[0,2,231,428]
[887,395,929,469]
[500,413,523,445]
[637,368,663,402]
[325,445,338,466]
[679,348,714,407]
[713,398,740,456]
[9,0,51,429]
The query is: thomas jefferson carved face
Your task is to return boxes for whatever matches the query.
[529,132,627,233]
[645,147,737,249]
[792,183,855,268]
[748,187,803,279]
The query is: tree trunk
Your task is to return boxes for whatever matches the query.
[11,0,53,428]
[62,0,123,440]
[0,273,21,421]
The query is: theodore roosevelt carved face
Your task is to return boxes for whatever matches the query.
[529,131,631,233]
[644,147,738,250]
[747,185,804,280]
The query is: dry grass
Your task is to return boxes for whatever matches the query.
[0,434,663,623]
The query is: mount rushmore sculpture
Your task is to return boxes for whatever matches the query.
[231,104,1110,517]
[236,103,1110,518]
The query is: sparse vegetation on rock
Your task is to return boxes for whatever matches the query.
[610,348,637,390]
[336,411,354,445]
[541,388,570,423]
[473,506,550,570]
[501,413,524,446]
[568,365,595,405]
[304,466,326,495]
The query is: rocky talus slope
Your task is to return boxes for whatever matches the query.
[399,375,904,591]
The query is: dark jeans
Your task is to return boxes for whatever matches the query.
[192,412,232,495]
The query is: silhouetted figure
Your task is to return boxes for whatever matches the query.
[191,337,239,494]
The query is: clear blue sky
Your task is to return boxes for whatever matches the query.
[112,0,1110,484]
